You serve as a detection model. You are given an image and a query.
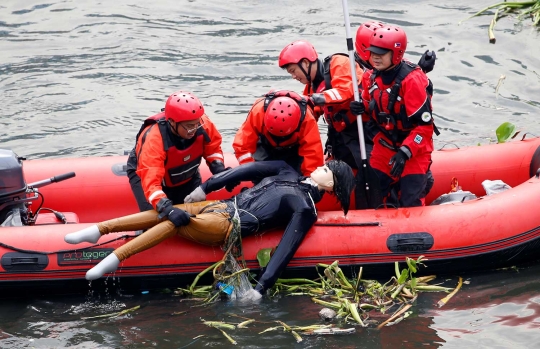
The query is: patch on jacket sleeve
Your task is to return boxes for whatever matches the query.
[414,134,423,144]
[421,112,432,123]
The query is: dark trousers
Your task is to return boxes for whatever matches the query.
[374,169,427,208]
[253,141,303,176]
[327,126,374,210]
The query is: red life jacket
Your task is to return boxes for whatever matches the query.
[321,53,362,132]
[367,61,438,147]
[131,113,210,187]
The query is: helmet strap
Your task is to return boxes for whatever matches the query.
[168,119,181,137]
[298,59,313,86]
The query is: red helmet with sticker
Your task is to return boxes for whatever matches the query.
[264,96,301,136]
[355,21,386,62]
[164,91,204,122]
[368,25,407,65]
[278,40,318,67]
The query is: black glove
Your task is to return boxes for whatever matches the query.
[418,50,436,74]
[156,198,192,227]
[310,93,326,106]
[389,148,410,178]
[209,160,226,175]
[349,100,365,116]
[303,95,316,111]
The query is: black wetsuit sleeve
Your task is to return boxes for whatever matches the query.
[201,160,291,194]
[254,195,317,294]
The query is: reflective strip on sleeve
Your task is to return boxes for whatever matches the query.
[149,190,165,203]
[237,153,253,162]
[207,152,224,160]
[326,89,343,101]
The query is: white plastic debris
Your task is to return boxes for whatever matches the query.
[482,179,512,195]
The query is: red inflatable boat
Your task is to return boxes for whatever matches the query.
[1,137,540,297]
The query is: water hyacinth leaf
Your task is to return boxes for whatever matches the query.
[496,122,516,143]
[460,1,540,42]
[406,257,417,273]
[398,269,409,284]
[256,248,273,267]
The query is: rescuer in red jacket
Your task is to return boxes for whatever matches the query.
[233,90,324,177]
[357,26,435,207]
[278,40,371,208]
[352,21,437,203]
[126,91,226,222]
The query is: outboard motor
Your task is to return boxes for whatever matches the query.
[0,149,29,226]
[0,149,76,226]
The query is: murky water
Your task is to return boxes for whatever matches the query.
[1,0,540,347]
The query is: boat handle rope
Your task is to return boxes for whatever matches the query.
[437,143,460,151]
[521,132,539,140]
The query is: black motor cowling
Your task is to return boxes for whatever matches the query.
[0,150,27,225]
[0,149,26,201]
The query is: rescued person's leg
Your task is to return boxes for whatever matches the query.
[64,201,220,244]
[84,201,231,280]
[64,209,162,244]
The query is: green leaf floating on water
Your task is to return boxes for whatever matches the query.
[496,122,515,143]
[257,248,273,267]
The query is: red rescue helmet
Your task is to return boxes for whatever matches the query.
[355,21,385,62]
[278,40,318,67]
[368,25,407,66]
[164,91,204,122]
[264,96,301,137]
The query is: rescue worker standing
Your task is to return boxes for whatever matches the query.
[358,26,435,207]
[126,90,227,219]
[352,21,437,201]
[233,90,324,176]
[278,40,369,208]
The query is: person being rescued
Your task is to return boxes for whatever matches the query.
[126,90,227,212]
[352,25,435,207]
[233,89,324,177]
[64,160,355,298]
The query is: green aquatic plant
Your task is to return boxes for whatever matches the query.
[496,121,518,143]
[268,256,457,327]
[460,1,540,43]
[477,121,519,145]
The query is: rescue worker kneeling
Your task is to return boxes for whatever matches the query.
[126,90,227,213]
[233,90,323,177]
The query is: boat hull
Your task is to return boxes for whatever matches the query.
[2,138,540,296]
